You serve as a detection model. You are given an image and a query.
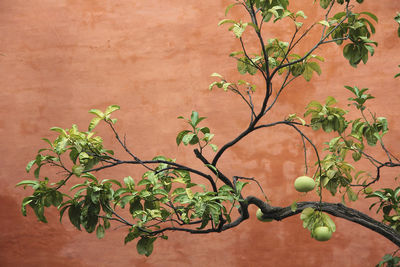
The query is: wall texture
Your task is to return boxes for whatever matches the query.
[1,1,400,266]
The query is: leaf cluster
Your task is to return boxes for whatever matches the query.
[305,96,348,133]
[17,178,63,223]
[177,111,218,152]
[303,88,392,202]
[367,187,400,232]
[327,11,378,67]
[300,207,336,238]
[247,0,289,23]
[376,253,400,267]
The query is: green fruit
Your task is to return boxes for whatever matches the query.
[313,226,332,241]
[294,176,315,193]
[256,208,273,222]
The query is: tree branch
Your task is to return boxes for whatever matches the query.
[245,196,400,247]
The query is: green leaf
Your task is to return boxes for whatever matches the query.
[200,127,210,134]
[325,96,337,106]
[82,173,98,183]
[59,204,70,223]
[202,133,214,142]
[41,138,54,148]
[209,81,218,90]
[319,0,332,9]
[198,210,210,229]
[308,62,322,75]
[346,188,358,202]
[295,11,307,19]
[68,204,81,230]
[302,65,313,81]
[235,181,249,195]
[105,105,120,116]
[321,212,336,232]
[136,237,157,257]
[232,24,246,38]
[246,22,259,32]
[300,207,314,221]
[190,111,199,126]
[291,201,297,212]
[16,180,39,188]
[360,12,378,23]
[69,149,79,164]
[88,109,104,118]
[294,21,303,29]
[218,19,236,26]
[268,8,279,18]
[225,3,237,16]
[34,204,48,223]
[176,130,191,146]
[182,133,196,145]
[306,100,322,110]
[52,191,63,207]
[218,82,228,92]
[205,164,218,175]
[103,218,111,229]
[123,176,135,190]
[34,166,42,179]
[50,127,67,136]
[129,198,143,214]
[72,165,84,177]
[26,160,36,173]
[21,196,35,216]
[237,58,248,74]
[96,224,105,239]
[318,20,330,27]
[210,73,223,78]
[88,117,102,132]
[352,151,362,161]
[125,229,139,244]
[397,13,400,37]
[185,188,194,199]
[209,144,218,152]
[102,178,122,187]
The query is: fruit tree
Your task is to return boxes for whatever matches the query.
[17,0,400,265]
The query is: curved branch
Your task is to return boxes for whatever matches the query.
[245,196,400,247]
[99,195,400,249]
[194,149,234,189]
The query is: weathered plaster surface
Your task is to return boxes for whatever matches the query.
[1,1,399,266]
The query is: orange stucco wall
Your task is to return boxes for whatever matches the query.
[1,1,400,266]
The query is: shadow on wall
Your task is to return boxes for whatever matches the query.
[0,194,85,267]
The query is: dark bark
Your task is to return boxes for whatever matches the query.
[244,196,400,247]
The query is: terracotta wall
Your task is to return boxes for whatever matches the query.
[1,1,400,266]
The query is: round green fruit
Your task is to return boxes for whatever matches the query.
[294,176,315,193]
[256,208,273,222]
[313,226,332,241]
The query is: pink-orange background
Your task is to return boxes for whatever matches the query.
[1,1,400,266]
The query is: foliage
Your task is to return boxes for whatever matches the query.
[17,105,248,254]
[17,0,400,263]
[176,111,218,152]
[367,187,400,232]
[300,207,336,239]
[376,252,400,267]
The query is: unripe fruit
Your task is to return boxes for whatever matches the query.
[294,176,315,193]
[256,208,273,222]
[313,226,332,241]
